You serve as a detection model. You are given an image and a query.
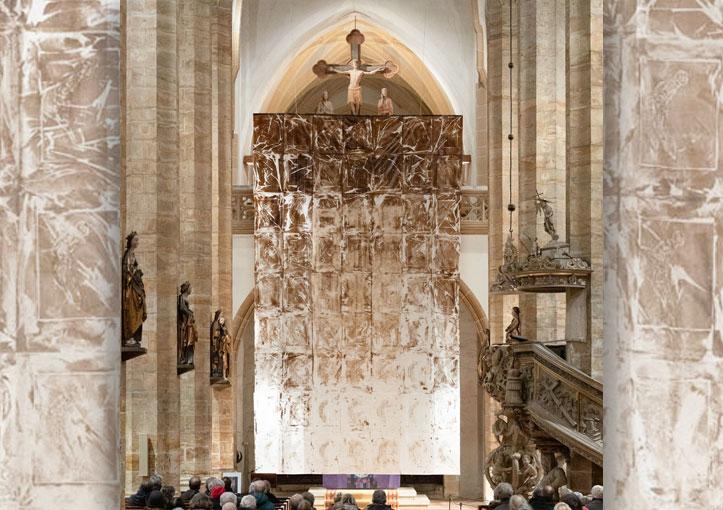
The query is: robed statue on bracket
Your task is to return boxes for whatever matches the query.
[210,309,232,383]
[122,232,147,347]
[178,281,198,367]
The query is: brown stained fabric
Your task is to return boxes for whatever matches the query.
[252,114,462,473]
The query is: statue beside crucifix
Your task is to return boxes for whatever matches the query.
[313,28,399,115]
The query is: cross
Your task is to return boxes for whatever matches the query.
[312,27,399,115]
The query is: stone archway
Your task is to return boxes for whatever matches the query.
[229,281,488,495]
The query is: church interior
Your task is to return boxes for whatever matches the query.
[2,0,720,509]
[120,0,602,507]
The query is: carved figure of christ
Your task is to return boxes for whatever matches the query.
[330,59,388,115]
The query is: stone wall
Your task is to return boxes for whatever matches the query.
[121,0,233,493]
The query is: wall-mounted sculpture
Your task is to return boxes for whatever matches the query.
[177,281,198,372]
[377,87,394,115]
[315,90,334,114]
[210,309,232,383]
[122,232,147,350]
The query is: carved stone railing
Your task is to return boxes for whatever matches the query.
[480,341,602,468]
[232,185,488,235]
[513,342,603,466]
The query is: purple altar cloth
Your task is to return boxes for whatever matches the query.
[322,475,400,489]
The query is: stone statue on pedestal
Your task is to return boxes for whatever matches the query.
[122,232,147,347]
[210,309,232,381]
[178,281,198,366]
[505,306,521,343]
[377,87,394,115]
[535,192,559,242]
[315,90,334,114]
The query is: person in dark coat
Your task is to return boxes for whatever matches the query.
[529,486,556,510]
[560,493,583,510]
[366,490,391,510]
[250,480,276,510]
[585,486,603,510]
[147,490,168,509]
[182,477,202,504]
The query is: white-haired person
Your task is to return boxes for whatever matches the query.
[585,485,602,510]
[249,480,275,510]
[509,494,532,510]
[492,482,513,510]
[240,494,258,510]
[553,504,571,510]
[220,491,238,508]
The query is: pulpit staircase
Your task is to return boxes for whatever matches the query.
[480,341,602,490]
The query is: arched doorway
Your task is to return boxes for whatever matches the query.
[230,281,488,497]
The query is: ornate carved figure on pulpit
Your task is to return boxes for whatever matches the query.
[535,192,559,241]
[505,306,521,343]
[313,28,398,115]
[122,232,147,347]
[485,411,543,497]
[177,281,198,366]
[377,87,394,115]
[210,309,232,381]
[315,90,334,114]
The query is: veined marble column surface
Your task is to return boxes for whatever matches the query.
[604,1,722,507]
[0,1,121,508]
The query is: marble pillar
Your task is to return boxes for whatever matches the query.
[604,0,723,506]
[0,1,121,506]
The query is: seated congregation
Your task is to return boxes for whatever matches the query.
[126,476,394,510]
[488,483,603,510]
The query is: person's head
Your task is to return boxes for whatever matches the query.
[190,493,212,510]
[241,494,258,509]
[542,485,556,501]
[222,477,233,492]
[249,480,266,495]
[302,491,315,506]
[298,500,312,510]
[263,480,272,494]
[210,486,225,500]
[509,495,527,510]
[171,498,184,510]
[493,483,513,502]
[181,281,192,296]
[220,492,238,507]
[590,485,603,500]
[322,90,329,101]
[146,490,167,509]
[289,493,305,510]
[531,487,542,499]
[188,476,201,492]
[149,473,163,491]
[553,504,571,510]
[341,493,356,506]
[372,490,386,505]
[222,504,237,510]
[381,87,388,98]
[560,493,582,510]
[161,486,175,502]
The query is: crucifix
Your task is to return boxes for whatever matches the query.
[312,27,399,115]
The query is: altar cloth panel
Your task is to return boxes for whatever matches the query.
[253,114,461,474]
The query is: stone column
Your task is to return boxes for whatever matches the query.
[178,0,214,482]
[122,0,182,491]
[210,0,235,473]
[604,1,722,506]
[565,0,603,376]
